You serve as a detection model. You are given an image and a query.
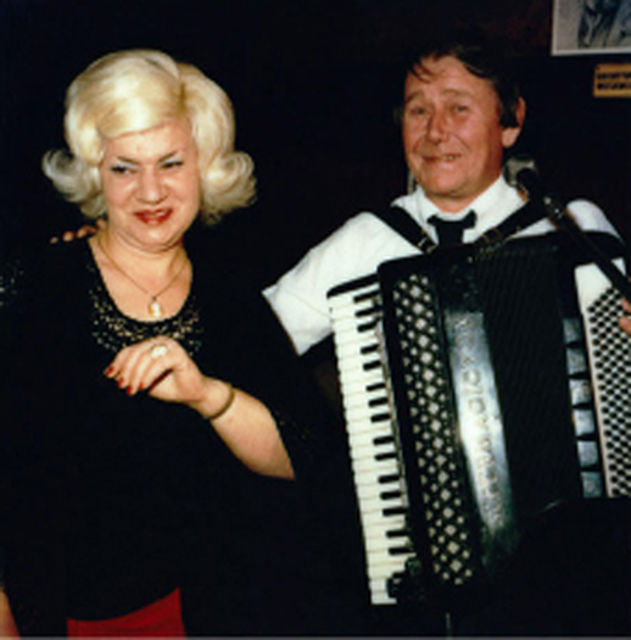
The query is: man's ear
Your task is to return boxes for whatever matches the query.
[502,97,526,148]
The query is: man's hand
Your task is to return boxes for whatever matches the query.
[619,297,631,337]
[49,218,104,244]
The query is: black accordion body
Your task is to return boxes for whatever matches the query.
[327,232,630,608]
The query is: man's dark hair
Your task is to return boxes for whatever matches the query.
[399,28,522,128]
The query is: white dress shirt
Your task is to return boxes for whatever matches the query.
[263,175,619,355]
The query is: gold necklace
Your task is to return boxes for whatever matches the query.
[96,236,187,320]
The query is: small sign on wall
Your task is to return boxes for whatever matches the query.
[593,62,631,97]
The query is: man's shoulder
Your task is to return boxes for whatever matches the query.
[390,190,418,212]
[318,194,418,248]
[566,198,620,236]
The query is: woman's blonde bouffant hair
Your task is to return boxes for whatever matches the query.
[42,49,256,224]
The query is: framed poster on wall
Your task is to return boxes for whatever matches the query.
[552,0,631,54]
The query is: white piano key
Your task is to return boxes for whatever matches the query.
[354,479,402,499]
[348,384,389,400]
[364,535,411,553]
[338,364,383,384]
[329,293,380,314]
[355,492,404,514]
[355,492,404,512]
[366,549,415,571]
[348,444,396,464]
[360,508,407,528]
[338,357,383,377]
[345,415,394,433]
[347,426,393,448]
[362,515,408,535]
[370,591,394,605]
[344,394,389,412]
[333,337,381,359]
[351,456,399,475]
[352,473,402,490]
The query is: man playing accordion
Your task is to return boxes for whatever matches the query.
[264,28,630,636]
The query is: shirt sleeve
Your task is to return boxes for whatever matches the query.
[566,199,621,237]
[263,212,419,355]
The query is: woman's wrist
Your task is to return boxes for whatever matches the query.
[190,378,237,421]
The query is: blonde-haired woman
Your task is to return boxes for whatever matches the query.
[1,49,324,636]
[43,48,255,222]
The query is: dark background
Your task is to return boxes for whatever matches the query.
[1,0,630,288]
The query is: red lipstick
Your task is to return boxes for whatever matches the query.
[134,208,173,225]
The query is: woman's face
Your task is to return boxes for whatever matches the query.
[99,117,201,253]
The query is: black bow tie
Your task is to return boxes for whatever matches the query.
[428,210,476,246]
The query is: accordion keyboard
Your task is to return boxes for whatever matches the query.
[328,278,415,605]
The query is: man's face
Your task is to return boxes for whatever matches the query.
[402,55,523,213]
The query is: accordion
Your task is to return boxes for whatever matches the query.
[327,232,631,607]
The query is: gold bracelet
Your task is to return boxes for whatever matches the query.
[207,383,236,420]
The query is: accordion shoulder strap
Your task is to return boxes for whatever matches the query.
[372,201,547,252]
[475,200,546,246]
[371,206,437,253]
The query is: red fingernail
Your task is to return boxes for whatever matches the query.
[117,378,126,389]
[126,387,134,396]
[104,366,114,376]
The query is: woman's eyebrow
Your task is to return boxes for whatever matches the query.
[158,150,182,162]
[112,150,182,165]
[112,156,139,165]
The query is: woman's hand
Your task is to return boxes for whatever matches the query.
[105,336,207,407]
[104,337,294,478]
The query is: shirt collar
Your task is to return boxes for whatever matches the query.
[397,174,524,242]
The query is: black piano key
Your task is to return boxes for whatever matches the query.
[360,343,380,355]
[383,506,407,517]
[389,544,414,556]
[378,473,401,484]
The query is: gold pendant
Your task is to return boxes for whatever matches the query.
[149,298,163,319]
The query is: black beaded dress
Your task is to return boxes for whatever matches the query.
[0,234,341,635]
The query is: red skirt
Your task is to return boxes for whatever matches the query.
[66,588,186,637]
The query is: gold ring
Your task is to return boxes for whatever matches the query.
[150,343,169,359]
